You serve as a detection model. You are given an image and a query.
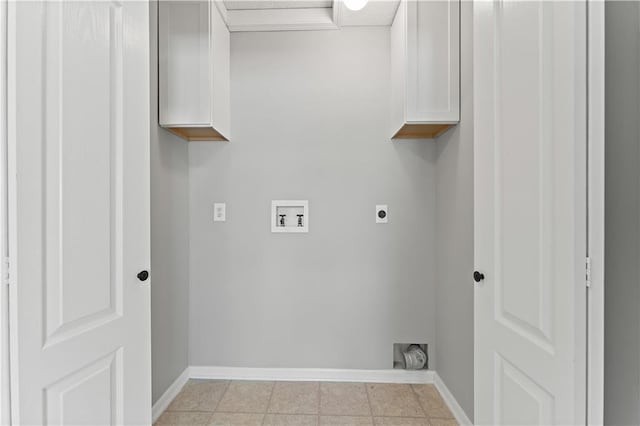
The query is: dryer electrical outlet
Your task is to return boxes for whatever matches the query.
[376,205,388,223]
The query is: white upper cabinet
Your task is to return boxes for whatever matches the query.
[390,0,460,139]
[159,1,230,141]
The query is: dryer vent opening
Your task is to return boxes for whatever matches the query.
[393,343,429,370]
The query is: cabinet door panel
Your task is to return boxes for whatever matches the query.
[406,0,459,123]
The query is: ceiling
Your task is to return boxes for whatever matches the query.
[223,1,333,10]
[219,0,401,28]
[337,1,400,27]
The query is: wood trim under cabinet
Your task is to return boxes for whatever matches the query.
[164,126,229,142]
[392,123,455,140]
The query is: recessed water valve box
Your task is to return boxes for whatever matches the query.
[271,200,309,233]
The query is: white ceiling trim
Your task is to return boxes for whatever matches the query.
[224,1,333,10]
[226,7,338,31]
[214,0,400,32]
[332,0,342,27]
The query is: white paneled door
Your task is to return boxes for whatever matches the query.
[7,1,151,424]
[474,1,587,425]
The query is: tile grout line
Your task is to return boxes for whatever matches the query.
[263,382,320,422]
[363,382,375,419]
[315,381,321,425]
[215,411,316,416]
[209,379,233,422]
[316,381,323,420]
[409,383,428,418]
[211,409,432,419]
[410,383,458,424]
[165,408,441,420]
[261,380,277,426]
[218,380,233,410]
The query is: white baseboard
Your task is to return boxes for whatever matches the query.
[189,366,435,384]
[434,372,473,426]
[151,367,472,426]
[152,367,190,423]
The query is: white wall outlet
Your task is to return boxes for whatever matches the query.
[376,205,388,223]
[214,203,226,222]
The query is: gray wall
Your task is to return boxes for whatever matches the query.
[150,1,191,404]
[188,28,438,369]
[434,1,474,421]
[604,2,640,424]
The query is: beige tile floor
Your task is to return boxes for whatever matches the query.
[155,380,459,426]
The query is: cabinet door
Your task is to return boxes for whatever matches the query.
[405,0,459,123]
[390,0,459,139]
[159,1,211,126]
[159,0,230,141]
[8,1,151,424]
[210,0,231,139]
[474,1,587,424]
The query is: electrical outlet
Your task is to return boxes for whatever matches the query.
[376,205,388,223]
[214,203,226,222]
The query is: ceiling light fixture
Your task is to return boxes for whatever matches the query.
[343,0,368,11]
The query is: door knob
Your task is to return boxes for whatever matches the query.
[137,270,149,282]
[473,271,485,283]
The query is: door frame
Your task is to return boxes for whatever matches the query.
[0,1,605,424]
[0,0,10,423]
[587,0,605,424]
